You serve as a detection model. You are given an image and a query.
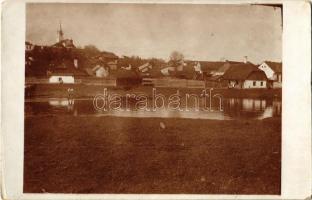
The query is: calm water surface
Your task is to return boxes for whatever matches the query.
[25,97,281,120]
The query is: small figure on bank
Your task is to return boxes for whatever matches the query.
[67,87,74,105]
[58,77,63,84]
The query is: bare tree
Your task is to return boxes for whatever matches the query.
[169,51,184,63]
[169,51,185,73]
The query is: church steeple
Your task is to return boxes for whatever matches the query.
[57,22,64,42]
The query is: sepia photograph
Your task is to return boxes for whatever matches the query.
[22,3,284,194]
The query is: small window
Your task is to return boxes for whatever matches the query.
[253,81,256,86]
[260,81,263,86]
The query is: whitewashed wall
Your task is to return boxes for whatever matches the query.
[243,80,267,88]
[258,63,275,80]
[49,75,75,83]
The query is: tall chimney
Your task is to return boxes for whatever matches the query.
[244,56,248,64]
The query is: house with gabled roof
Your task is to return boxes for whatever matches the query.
[138,62,153,74]
[95,51,119,62]
[223,63,268,89]
[258,61,282,88]
[92,65,109,78]
[197,61,225,78]
[212,60,253,76]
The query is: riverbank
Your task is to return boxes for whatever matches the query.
[26,83,282,99]
[24,116,281,194]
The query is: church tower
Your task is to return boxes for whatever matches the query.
[57,22,64,43]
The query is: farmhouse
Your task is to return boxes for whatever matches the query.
[175,64,197,79]
[138,62,153,77]
[139,62,164,78]
[107,60,118,71]
[160,66,176,76]
[115,68,142,87]
[222,63,268,89]
[94,52,119,65]
[258,61,282,88]
[205,75,225,88]
[49,68,87,84]
[197,60,248,80]
[195,61,224,79]
[49,72,75,84]
[92,65,109,78]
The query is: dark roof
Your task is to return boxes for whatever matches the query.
[223,63,264,80]
[198,61,225,72]
[149,67,163,78]
[265,61,282,73]
[99,51,119,59]
[175,64,196,79]
[206,75,223,81]
[217,63,231,73]
[92,65,105,72]
[225,60,246,64]
[196,60,250,73]
[84,68,94,76]
[247,71,267,80]
[116,69,140,79]
[51,68,87,76]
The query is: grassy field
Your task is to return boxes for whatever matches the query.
[24,116,281,194]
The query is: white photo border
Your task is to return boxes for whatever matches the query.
[1,0,311,199]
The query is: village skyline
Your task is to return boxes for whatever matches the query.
[26,3,282,63]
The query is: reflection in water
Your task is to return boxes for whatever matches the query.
[223,98,281,119]
[49,99,70,107]
[93,108,230,120]
[25,97,281,120]
[242,99,266,111]
[261,106,273,119]
[48,98,75,111]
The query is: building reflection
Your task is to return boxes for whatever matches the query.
[25,97,281,120]
[224,98,281,119]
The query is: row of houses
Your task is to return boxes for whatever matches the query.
[135,59,282,89]
[25,24,282,89]
[201,60,282,89]
[27,37,282,89]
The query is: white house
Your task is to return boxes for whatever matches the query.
[222,63,268,89]
[160,66,176,76]
[49,74,75,84]
[92,65,109,78]
[49,68,87,83]
[107,60,118,70]
[258,61,282,88]
[193,62,202,73]
[138,62,152,73]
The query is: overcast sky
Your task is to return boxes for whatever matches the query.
[26,3,282,64]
